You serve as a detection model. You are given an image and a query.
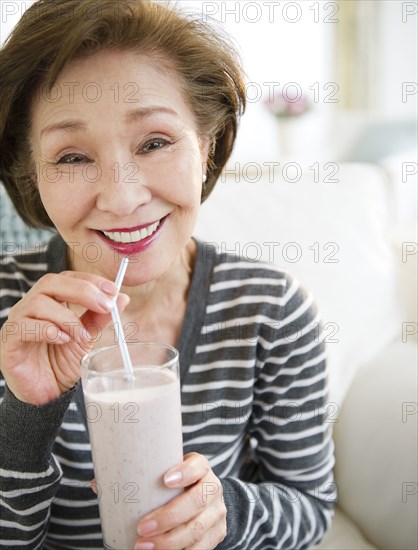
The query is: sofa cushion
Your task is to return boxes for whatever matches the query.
[333,340,418,550]
[195,163,403,405]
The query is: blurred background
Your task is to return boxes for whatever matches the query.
[179,0,417,224]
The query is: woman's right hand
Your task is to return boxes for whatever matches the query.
[0,271,129,405]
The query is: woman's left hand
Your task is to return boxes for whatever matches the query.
[135,452,227,550]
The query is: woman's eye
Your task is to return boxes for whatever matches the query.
[57,153,88,164]
[141,138,169,153]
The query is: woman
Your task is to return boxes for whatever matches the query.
[0,1,336,549]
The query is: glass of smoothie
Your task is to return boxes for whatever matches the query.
[81,342,183,550]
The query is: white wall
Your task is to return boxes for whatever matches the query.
[0,0,32,43]
[377,0,418,119]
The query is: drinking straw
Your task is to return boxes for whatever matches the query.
[111,257,134,379]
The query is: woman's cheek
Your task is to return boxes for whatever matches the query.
[146,151,203,201]
[38,169,94,218]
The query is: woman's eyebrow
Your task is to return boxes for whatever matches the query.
[125,106,179,123]
[40,106,179,137]
[41,120,86,137]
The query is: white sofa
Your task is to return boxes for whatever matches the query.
[195,162,418,550]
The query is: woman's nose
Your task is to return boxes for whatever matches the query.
[95,161,152,215]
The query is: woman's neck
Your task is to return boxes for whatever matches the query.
[67,239,196,344]
[121,240,196,317]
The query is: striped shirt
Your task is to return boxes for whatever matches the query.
[0,235,336,549]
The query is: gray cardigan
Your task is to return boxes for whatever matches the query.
[0,235,335,549]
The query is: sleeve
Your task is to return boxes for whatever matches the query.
[217,278,336,550]
[0,381,77,549]
[0,248,73,546]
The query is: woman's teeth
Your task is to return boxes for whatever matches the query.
[102,221,160,243]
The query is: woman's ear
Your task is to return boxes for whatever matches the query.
[199,134,211,163]
[199,134,216,182]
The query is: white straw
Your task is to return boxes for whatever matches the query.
[111,257,134,379]
[114,257,129,291]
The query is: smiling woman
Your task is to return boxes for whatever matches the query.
[0,1,335,549]
[0,0,244,229]
[30,50,207,281]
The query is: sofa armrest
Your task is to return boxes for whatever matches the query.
[333,339,418,550]
[312,507,376,550]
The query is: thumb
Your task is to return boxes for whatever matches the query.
[80,293,131,338]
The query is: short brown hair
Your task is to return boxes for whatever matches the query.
[0,0,246,228]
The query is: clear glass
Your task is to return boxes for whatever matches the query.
[81,342,183,550]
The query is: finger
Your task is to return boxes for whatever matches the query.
[137,454,213,537]
[4,295,129,353]
[187,515,227,550]
[136,508,220,550]
[29,272,118,314]
[2,318,73,346]
[137,477,221,538]
[50,270,120,294]
[163,452,211,489]
[81,293,130,337]
[187,517,227,550]
[9,295,87,341]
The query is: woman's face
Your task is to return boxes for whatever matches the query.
[30,49,208,284]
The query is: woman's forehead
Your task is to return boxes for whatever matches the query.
[46,49,182,98]
[31,49,197,133]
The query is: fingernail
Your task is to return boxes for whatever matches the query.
[58,330,71,343]
[97,293,114,311]
[135,542,155,550]
[117,293,130,308]
[100,281,117,295]
[137,519,158,536]
[164,471,183,486]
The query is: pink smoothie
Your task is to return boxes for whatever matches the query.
[83,368,183,550]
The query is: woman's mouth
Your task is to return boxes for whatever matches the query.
[96,216,166,254]
[100,220,161,243]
